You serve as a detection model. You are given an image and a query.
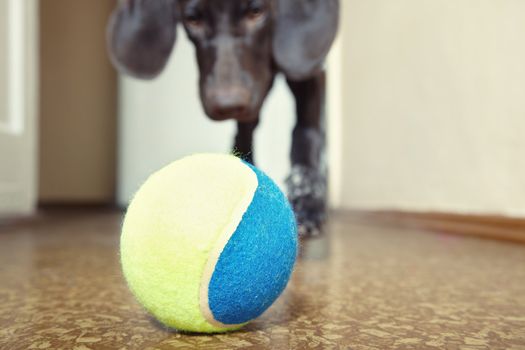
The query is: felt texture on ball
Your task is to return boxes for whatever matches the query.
[120,153,298,333]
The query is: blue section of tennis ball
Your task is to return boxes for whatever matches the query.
[120,153,298,333]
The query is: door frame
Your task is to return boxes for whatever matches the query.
[0,0,39,216]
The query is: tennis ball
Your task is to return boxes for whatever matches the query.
[121,153,298,333]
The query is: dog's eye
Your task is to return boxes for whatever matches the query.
[245,4,265,20]
[184,11,204,27]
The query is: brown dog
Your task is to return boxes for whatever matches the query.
[107,0,339,235]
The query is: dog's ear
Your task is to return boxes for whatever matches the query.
[272,0,339,81]
[107,0,178,80]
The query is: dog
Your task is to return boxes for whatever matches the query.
[107,0,339,236]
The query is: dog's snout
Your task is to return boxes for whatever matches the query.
[207,87,251,120]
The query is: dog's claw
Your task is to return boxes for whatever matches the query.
[298,222,323,237]
[286,165,327,237]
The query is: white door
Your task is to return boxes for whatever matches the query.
[0,0,38,216]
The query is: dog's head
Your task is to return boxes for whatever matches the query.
[108,0,339,122]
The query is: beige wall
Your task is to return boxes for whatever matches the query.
[0,0,7,124]
[39,0,117,203]
[338,0,525,216]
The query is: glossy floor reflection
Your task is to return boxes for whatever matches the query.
[1,209,524,349]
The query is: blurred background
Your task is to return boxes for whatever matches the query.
[1,0,524,219]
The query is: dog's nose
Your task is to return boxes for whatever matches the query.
[207,87,250,120]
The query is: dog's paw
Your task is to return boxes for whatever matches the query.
[286,165,327,237]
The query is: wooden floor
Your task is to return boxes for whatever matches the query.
[1,209,524,349]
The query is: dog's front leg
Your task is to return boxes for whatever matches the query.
[286,70,327,236]
[234,119,259,164]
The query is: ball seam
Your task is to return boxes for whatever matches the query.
[198,163,259,329]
